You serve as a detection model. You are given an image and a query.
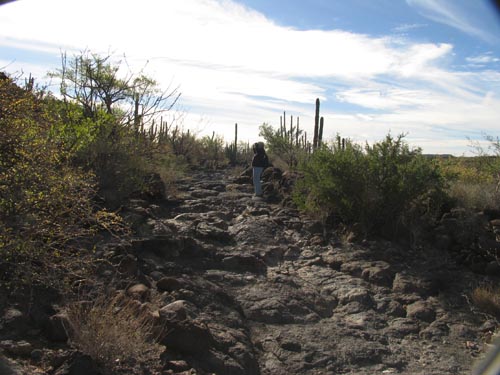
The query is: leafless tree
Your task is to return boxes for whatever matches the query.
[50,50,181,129]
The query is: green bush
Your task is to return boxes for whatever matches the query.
[364,134,446,236]
[293,140,367,224]
[435,149,500,212]
[259,123,309,169]
[294,134,447,239]
[0,76,102,290]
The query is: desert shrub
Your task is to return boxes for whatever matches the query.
[47,50,187,205]
[294,134,446,239]
[0,75,111,291]
[471,285,500,318]
[259,123,309,169]
[363,134,446,236]
[436,152,500,212]
[438,157,495,184]
[81,113,157,206]
[448,181,500,212]
[65,293,163,370]
[200,133,227,168]
[293,140,367,224]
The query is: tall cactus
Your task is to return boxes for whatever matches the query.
[295,116,300,147]
[313,98,320,150]
[233,123,238,165]
[318,116,324,147]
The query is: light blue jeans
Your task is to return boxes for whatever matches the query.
[253,167,264,196]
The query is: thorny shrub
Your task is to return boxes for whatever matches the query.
[0,76,125,293]
[437,156,500,212]
[293,134,447,240]
[471,285,500,319]
[64,293,163,371]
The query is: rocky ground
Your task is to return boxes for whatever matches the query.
[1,167,499,374]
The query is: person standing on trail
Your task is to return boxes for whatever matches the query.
[251,142,269,197]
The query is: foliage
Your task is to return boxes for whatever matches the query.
[293,134,447,239]
[293,139,366,223]
[49,50,180,127]
[364,134,446,236]
[0,75,109,291]
[46,51,189,204]
[436,153,500,212]
[447,181,500,212]
[259,123,308,169]
[468,134,500,175]
[200,132,226,168]
[437,156,497,184]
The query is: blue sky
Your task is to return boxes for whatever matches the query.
[1,0,500,155]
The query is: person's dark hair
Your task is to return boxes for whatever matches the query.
[253,142,265,153]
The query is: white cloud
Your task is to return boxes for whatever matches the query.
[466,53,500,65]
[406,0,499,43]
[0,0,499,155]
[392,23,427,33]
[0,58,50,81]
[336,87,442,110]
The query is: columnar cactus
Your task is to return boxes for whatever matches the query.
[313,98,320,150]
[233,123,238,165]
[319,117,324,147]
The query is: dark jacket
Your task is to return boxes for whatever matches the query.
[252,149,269,168]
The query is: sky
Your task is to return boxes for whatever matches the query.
[1,0,500,155]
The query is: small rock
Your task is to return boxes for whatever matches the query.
[336,301,366,315]
[31,349,44,362]
[361,263,394,286]
[0,340,33,356]
[127,283,150,301]
[45,312,70,342]
[485,261,500,275]
[434,234,452,250]
[392,272,436,296]
[385,318,420,338]
[480,320,497,333]
[406,300,436,323]
[420,320,450,340]
[190,189,219,198]
[449,323,475,339]
[55,353,101,375]
[309,235,325,246]
[159,300,191,322]
[118,254,138,275]
[322,251,343,270]
[382,300,406,317]
[157,277,182,292]
[280,341,302,352]
[221,254,266,274]
[164,360,191,372]
[150,271,165,281]
[161,319,214,354]
[1,307,29,333]
[337,287,373,308]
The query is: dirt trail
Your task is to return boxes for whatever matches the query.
[139,168,491,375]
[0,168,494,375]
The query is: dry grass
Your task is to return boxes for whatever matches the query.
[448,181,500,212]
[471,285,500,318]
[64,293,164,370]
